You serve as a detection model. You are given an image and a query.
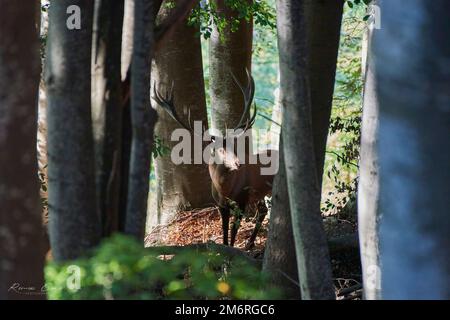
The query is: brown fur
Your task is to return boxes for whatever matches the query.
[209,148,278,248]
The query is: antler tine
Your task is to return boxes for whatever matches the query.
[236,103,258,133]
[231,68,256,130]
[187,108,194,131]
[167,81,174,102]
[152,82,197,133]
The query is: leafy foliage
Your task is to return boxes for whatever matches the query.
[345,0,372,9]
[152,134,171,159]
[45,234,279,300]
[322,1,370,215]
[188,0,276,39]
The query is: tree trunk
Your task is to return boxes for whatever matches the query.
[374,0,450,299]
[307,0,344,186]
[45,0,100,260]
[118,0,135,232]
[0,1,46,299]
[209,0,253,131]
[150,1,213,231]
[358,15,381,300]
[262,135,300,299]
[277,0,335,299]
[125,0,157,240]
[92,0,125,236]
[263,0,341,299]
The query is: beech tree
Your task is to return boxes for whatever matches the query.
[209,0,253,131]
[307,0,344,186]
[374,0,450,299]
[151,0,212,229]
[0,1,46,299]
[92,0,125,236]
[262,136,300,299]
[124,0,157,239]
[264,0,343,299]
[45,0,100,260]
[276,0,335,299]
[358,7,381,299]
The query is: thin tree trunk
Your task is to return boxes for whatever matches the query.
[375,0,450,299]
[263,3,342,299]
[358,17,381,300]
[307,0,344,186]
[151,1,212,230]
[92,0,125,236]
[262,135,300,299]
[45,0,100,260]
[0,1,45,299]
[277,0,335,299]
[210,0,253,131]
[118,0,135,232]
[125,0,157,239]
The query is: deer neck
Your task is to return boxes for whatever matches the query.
[208,162,242,198]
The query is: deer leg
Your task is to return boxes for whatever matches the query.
[230,205,244,247]
[244,201,268,250]
[219,206,230,245]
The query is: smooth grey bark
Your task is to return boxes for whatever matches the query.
[307,0,344,186]
[121,0,135,81]
[262,1,342,299]
[358,19,381,300]
[0,1,46,299]
[209,0,253,131]
[152,1,213,228]
[277,0,335,299]
[92,0,125,236]
[125,0,157,239]
[374,0,450,299]
[262,136,300,299]
[45,0,100,260]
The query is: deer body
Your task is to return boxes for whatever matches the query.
[209,149,278,248]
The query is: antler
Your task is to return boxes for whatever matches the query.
[152,82,203,135]
[231,68,257,131]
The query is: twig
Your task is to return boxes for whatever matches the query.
[276,269,300,288]
[337,283,362,296]
[339,289,363,300]
[258,113,281,127]
[326,150,359,169]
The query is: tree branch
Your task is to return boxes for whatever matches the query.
[154,0,199,50]
[146,234,360,268]
[146,242,261,267]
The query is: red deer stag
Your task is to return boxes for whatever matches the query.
[153,71,278,249]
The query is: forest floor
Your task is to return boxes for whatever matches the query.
[145,206,362,300]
